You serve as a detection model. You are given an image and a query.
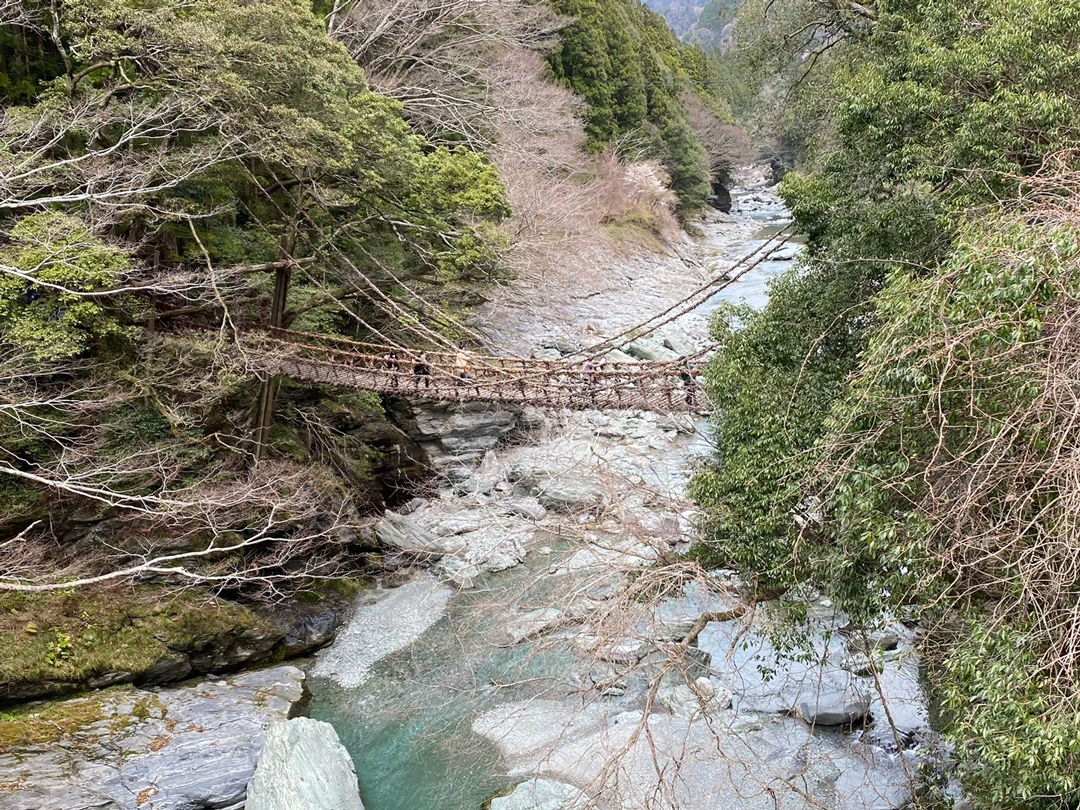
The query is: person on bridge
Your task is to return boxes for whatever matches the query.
[581,359,599,405]
[680,359,696,406]
[413,351,431,389]
[383,351,400,388]
[454,351,470,388]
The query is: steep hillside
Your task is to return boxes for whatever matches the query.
[547,0,741,211]
[642,0,741,46]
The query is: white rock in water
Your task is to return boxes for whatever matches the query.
[489,778,588,810]
[246,717,364,810]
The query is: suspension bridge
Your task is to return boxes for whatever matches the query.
[246,229,791,454]
[246,328,704,413]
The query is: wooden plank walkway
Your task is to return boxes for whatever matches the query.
[244,330,706,413]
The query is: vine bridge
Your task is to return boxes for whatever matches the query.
[247,231,791,430]
[246,328,705,413]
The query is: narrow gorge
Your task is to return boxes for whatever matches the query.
[6,0,1080,807]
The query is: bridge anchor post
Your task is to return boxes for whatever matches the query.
[253,258,292,462]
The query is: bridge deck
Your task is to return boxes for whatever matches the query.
[245,331,706,414]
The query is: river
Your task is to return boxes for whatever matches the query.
[305,180,932,810]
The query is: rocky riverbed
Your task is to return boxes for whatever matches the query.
[302,177,939,810]
[0,666,306,810]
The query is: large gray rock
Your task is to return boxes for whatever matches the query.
[508,463,606,513]
[660,332,696,359]
[0,666,305,810]
[375,511,445,562]
[622,337,679,363]
[246,718,364,810]
[311,576,452,689]
[504,497,548,522]
[389,400,523,469]
[534,478,606,513]
[434,520,531,587]
[797,692,872,727]
[489,778,586,810]
[501,608,566,646]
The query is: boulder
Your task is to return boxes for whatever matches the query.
[532,477,606,513]
[504,498,548,522]
[516,406,548,435]
[708,181,733,213]
[657,679,733,718]
[507,463,550,487]
[797,692,872,727]
[649,612,699,642]
[840,648,902,677]
[539,338,579,355]
[509,464,606,514]
[0,666,306,810]
[532,347,564,361]
[426,512,533,587]
[375,511,445,562]
[845,627,902,654]
[501,608,566,646]
[246,718,364,810]
[768,246,799,262]
[388,400,522,469]
[488,778,586,810]
[601,349,638,364]
[278,609,341,659]
[660,332,696,359]
[622,337,680,363]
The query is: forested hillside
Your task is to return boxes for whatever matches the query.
[642,0,741,47]
[547,0,744,210]
[695,0,1080,803]
[0,0,743,697]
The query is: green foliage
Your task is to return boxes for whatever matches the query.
[0,212,136,361]
[0,23,64,105]
[43,630,74,669]
[546,0,724,211]
[697,1,1080,803]
[937,620,1080,805]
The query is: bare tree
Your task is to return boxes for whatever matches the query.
[682,92,754,182]
[332,0,567,148]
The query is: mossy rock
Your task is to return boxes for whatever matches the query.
[0,586,281,705]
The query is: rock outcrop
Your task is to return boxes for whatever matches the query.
[488,778,587,810]
[0,666,305,810]
[246,718,364,810]
[388,399,529,472]
[0,601,343,706]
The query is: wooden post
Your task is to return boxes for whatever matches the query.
[253,226,297,461]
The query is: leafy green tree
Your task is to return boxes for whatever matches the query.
[696,1,1080,802]
[546,0,727,211]
[0,212,135,361]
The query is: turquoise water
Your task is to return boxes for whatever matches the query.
[307,560,582,810]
